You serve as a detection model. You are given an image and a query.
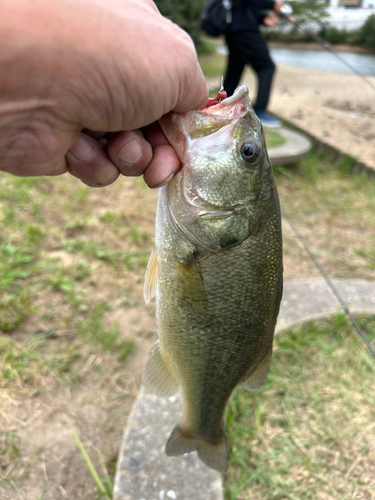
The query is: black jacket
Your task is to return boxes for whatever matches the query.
[228,0,275,32]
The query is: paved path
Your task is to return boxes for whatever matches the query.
[114,279,375,500]
[265,66,375,171]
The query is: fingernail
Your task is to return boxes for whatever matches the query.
[117,140,142,166]
[149,172,174,189]
[69,135,96,162]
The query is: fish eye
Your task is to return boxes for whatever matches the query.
[240,141,259,163]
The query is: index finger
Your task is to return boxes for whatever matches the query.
[169,35,209,113]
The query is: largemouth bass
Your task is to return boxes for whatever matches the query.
[143,85,283,473]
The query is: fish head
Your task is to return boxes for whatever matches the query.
[159,85,274,253]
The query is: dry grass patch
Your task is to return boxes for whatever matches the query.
[276,153,375,281]
[0,173,158,500]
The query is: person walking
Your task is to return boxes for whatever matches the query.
[224,0,284,127]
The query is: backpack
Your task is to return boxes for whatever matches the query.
[201,0,233,38]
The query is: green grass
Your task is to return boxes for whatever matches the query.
[275,151,375,280]
[0,172,150,325]
[264,130,286,149]
[225,314,375,500]
[71,429,113,500]
[0,173,146,395]
[0,299,135,392]
[200,52,227,80]
[0,431,21,466]
[354,247,375,271]
[196,37,217,56]
[0,331,84,389]
[75,302,135,361]
[0,239,41,332]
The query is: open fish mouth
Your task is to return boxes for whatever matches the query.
[203,85,252,121]
[216,85,248,106]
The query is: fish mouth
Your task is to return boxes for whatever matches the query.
[204,85,251,118]
[205,85,249,109]
[221,85,249,105]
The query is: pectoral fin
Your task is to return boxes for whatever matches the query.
[175,255,207,309]
[143,246,159,305]
[242,349,272,391]
[142,341,179,397]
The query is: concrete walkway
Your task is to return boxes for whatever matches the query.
[114,278,375,500]
[266,66,375,171]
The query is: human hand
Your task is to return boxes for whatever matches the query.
[273,1,285,15]
[0,0,208,188]
[263,11,279,27]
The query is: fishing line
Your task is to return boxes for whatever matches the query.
[279,5,375,93]
[281,208,375,359]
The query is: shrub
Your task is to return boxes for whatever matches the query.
[154,0,205,49]
[357,14,375,48]
[319,26,352,45]
[287,0,329,28]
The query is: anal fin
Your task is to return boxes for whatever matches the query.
[242,349,272,392]
[142,341,179,397]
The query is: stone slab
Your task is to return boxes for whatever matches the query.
[277,279,375,333]
[114,278,375,500]
[113,390,222,500]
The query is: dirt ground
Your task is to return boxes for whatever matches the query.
[241,64,375,170]
[0,177,159,500]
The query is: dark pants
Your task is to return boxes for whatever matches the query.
[224,30,276,112]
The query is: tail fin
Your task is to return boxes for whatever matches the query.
[165,424,228,473]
